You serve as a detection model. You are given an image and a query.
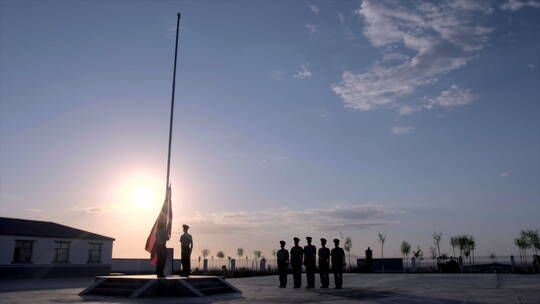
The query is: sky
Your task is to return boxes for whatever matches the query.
[1,0,539,260]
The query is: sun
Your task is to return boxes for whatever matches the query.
[129,185,158,209]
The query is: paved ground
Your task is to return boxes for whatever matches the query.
[1,273,539,303]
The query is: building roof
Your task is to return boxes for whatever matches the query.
[0,217,114,241]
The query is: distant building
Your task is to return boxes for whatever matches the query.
[0,217,114,279]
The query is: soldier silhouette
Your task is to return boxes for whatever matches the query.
[331,238,345,289]
[290,237,304,288]
[276,240,289,288]
[303,236,316,288]
[318,238,330,288]
[179,224,193,277]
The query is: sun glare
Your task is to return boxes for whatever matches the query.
[130,185,158,209]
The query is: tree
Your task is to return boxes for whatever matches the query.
[468,236,476,264]
[450,236,458,257]
[400,241,411,269]
[432,232,443,258]
[253,250,262,270]
[413,246,423,267]
[378,233,387,273]
[521,230,539,256]
[216,251,225,259]
[344,237,352,271]
[515,237,528,265]
[202,249,210,259]
[430,246,437,268]
[236,247,244,267]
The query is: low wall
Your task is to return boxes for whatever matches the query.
[0,264,111,279]
[111,258,181,274]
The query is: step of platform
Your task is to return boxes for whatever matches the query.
[80,275,240,298]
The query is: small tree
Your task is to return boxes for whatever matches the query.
[400,241,411,268]
[413,246,423,267]
[253,250,262,271]
[216,251,225,259]
[344,237,352,270]
[430,246,437,267]
[378,233,387,273]
[521,230,539,256]
[450,237,458,257]
[432,232,443,258]
[202,249,210,259]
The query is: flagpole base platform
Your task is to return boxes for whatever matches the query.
[79,275,241,298]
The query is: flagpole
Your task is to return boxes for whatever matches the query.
[166,13,181,192]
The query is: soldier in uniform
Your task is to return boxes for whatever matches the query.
[318,238,330,288]
[179,224,193,277]
[290,237,304,288]
[276,240,289,288]
[303,236,316,288]
[331,238,345,289]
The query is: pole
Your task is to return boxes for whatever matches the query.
[166,13,181,192]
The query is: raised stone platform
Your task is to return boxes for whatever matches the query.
[79,275,240,298]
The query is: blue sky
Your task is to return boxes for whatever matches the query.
[1,0,539,259]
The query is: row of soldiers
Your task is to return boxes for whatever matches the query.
[276,236,345,289]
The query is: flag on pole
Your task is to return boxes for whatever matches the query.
[145,185,172,265]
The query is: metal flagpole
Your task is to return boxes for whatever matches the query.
[165,13,181,192]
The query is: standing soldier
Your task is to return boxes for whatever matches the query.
[276,240,289,288]
[180,224,193,277]
[331,238,345,289]
[290,237,304,288]
[318,238,330,288]
[303,237,316,288]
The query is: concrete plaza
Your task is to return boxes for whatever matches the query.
[1,273,539,303]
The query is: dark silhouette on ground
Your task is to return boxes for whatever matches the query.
[180,224,193,277]
[331,238,345,289]
[318,238,330,288]
[365,247,373,272]
[290,237,304,288]
[304,236,316,289]
[277,240,289,288]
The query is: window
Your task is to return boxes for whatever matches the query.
[54,241,70,263]
[88,243,102,263]
[13,240,33,263]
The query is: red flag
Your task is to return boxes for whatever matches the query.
[145,185,172,265]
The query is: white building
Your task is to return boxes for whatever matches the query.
[0,217,114,278]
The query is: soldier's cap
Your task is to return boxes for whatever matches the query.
[320,238,327,242]
[182,224,189,229]
[306,236,312,240]
[280,240,286,245]
[333,238,340,243]
[293,237,300,241]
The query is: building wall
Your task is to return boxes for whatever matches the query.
[0,235,113,279]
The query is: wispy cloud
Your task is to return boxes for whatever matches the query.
[305,24,317,33]
[500,171,512,177]
[293,64,313,79]
[24,208,43,213]
[501,0,540,11]
[173,205,403,235]
[528,63,537,69]
[391,126,414,135]
[308,4,320,14]
[332,0,492,114]
[424,85,475,109]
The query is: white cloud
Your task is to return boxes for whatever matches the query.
[332,0,492,114]
[500,171,512,177]
[293,64,313,79]
[501,0,540,11]
[173,205,403,235]
[391,126,414,135]
[308,4,320,14]
[305,24,317,33]
[24,208,43,213]
[424,85,475,109]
